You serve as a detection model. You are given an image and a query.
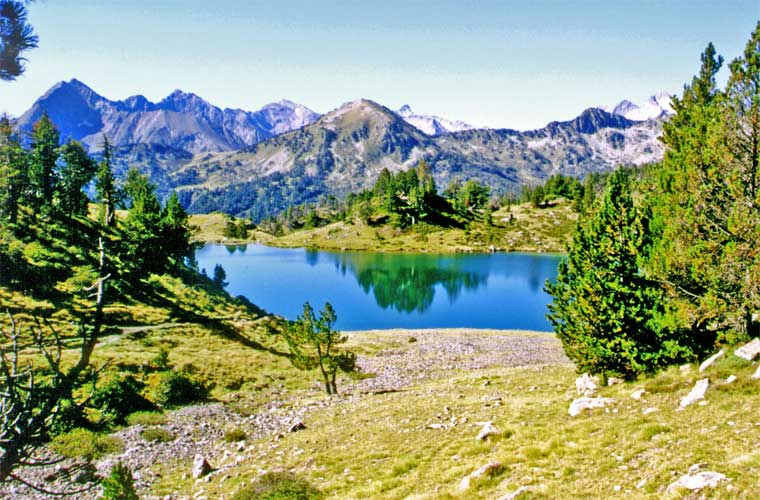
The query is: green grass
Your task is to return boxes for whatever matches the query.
[143,341,760,500]
[140,428,175,443]
[50,428,124,460]
[190,199,577,254]
[126,411,168,426]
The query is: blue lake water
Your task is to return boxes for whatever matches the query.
[195,244,562,331]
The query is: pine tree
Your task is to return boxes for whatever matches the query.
[0,117,26,224]
[0,0,38,81]
[96,136,118,227]
[161,192,192,267]
[100,461,139,500]
[547,169,695,378]
[121,168,164,278]
[55,141,96,218]
[212,263,227,289]
[28,114,60,213]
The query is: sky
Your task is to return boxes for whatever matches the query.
[1,0,757,130]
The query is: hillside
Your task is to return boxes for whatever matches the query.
[177,102,664,220]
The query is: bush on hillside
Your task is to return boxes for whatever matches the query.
[231,472,323,500]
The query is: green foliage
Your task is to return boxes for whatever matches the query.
[283,302,356,395]
[28,114,60,212]
[100,461,139,500]
[140,427,174,443]
[92,375,156,424]
[146,370,208,407]
[224,427,248,442]
[231,472,323,500]
[50,428,123,460]
[546,169,697,378]
[0,117,26,224]
[224,216,249,239]
[0,0,39,81]
[55,140,97,217]
[96,136,119,227]
[150,346,171,371]
[126,411,167,426]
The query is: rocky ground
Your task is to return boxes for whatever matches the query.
[1,329,566,500]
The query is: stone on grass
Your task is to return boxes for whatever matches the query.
[288,420,306,433]
[666,467,726,493]
[607,377,624,386]
[642,407,659,415]
[458,461,502,492]
[476,421,499,441]
[699,349,725,372]
[631,388,646,400]
[724,375,737,384]
[753,365,760,380]
[679,379,709,408]
[734,338,760,361]
[575,373,599,396]
[496,485,529,500]
[568,397,616,417]
[192,455,212,478]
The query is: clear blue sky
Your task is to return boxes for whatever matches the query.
[1,0,757,130]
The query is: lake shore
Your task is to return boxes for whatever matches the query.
[189,199,577,255]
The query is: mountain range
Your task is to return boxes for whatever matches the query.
[11,80,672,220]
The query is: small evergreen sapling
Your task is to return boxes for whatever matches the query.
[100,461,139,500]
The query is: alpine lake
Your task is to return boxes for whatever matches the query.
[195,244,562,331]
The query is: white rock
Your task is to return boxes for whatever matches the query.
[496,485,529,500]
[753,365,760,380]
[735,338,760,361]
[642,407,659,415]
[568,397,616,417]
[699,349,725,372]
[666,470,726,493]
[476,421,499,441]
[575,373,599,395]
[458,461,502,492]
[725,375,737,384]
[192,455,212,479]
[680,364,692,372]
[607,377,624,386]
[679,379,709,408]
[631,387,646,400]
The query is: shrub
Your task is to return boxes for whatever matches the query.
[224,427,248,443]
[140,427,174,443]
[100,461,139,500]
[92,375,156,424]
[49,398,91,436]
[50,428,123,460]
[231,472,323,500]
[147,370,208,407]
[126,411,167,426]
[150,346,171,371]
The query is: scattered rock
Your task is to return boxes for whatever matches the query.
[575,373,599,396]
[476,421,499,440]
[631,388,646,400]
[753,365,760,380]
[192,455,212,479]
[680,364,692,372]
[642,407,659,415]
[699,349,725,372]
[734,338,760,361]
[607,377,624,386]
[288,420,306,433]
[496,485,529,500]
[666,466,726,493]
[568,397,616,417]
[724,375,737,384]
[458,461,502,492]
[679,378,709,408]
[426,423,446,430]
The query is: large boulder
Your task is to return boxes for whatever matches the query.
[679,379,709,408]
[575,373,599,396]
[699,349,725,372]
[734,338,760,361]
[568,397,615,417]
[666,465,726,493]
[458,462,502,492]
[192,454,212,478]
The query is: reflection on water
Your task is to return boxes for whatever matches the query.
[194,244,562,331]
[317,252,487,313]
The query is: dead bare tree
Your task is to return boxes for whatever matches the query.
[0,238,109,488]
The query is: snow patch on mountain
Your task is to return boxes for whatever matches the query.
[605,92,675,121]
[396,105,474,135]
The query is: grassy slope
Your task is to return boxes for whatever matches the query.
[138,330,760,500]
[190,199,577,253]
